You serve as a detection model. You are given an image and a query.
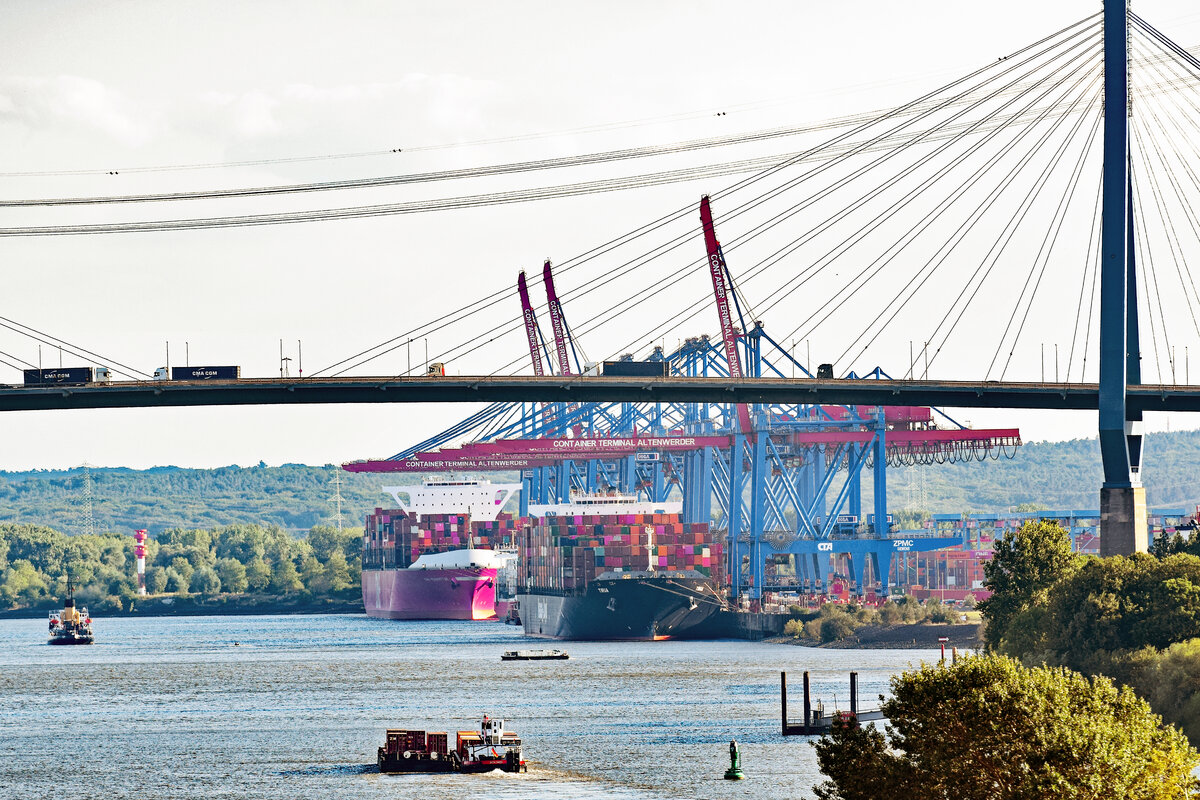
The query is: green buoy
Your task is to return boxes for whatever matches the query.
[724,739,745,780]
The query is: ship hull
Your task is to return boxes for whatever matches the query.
[518,572,720,640]
[363,567,498,620]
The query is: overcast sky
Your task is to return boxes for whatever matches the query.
[1,0,1199,471]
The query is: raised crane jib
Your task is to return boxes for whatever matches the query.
[699,195,754,435]
[516,271,545,377]
[542,259,573,377]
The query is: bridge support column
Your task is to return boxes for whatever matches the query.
[1101,487,1148,556]
[1098,0,1146,554]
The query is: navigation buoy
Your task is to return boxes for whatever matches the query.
[724,739,745,780]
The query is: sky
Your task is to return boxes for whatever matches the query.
[1,0,1200,470]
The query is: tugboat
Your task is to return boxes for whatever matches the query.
[48,577,93,645]
[377,715,526,774]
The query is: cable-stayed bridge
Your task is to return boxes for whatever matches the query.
[0,1,1197,596]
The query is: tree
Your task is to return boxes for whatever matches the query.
[189,565,221,595]
[244,557,271,592]
[978,520,1076,651]
[215,558,248,594]
[813,655,1199,800]
[269,558,302,594]
[163,568,187,594]
[322,550,353,592]
[1,559,48,606]
[145,565,168,594]
[1035,553,1200,669]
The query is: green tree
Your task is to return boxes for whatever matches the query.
[145,565,168,594]
[813,655,1199,800]
[978,520,1076,650]
[269,558,302,594]
[163,567,187,594]
[189,565,221,595]
[1,559,48,606]
[1036,553,1200,669]
[215,558,248,594]
[322,550,353,592]
[244,557,271,592]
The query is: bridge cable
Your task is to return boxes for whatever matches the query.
[0,315,153,381]
[317,14,1102,379]
[920,93,1099,379]
[1065,170,1104,382]
[759,46,1101,368]
[574,24,1103,372]
[802,50,1105,370]
[995,109,1103,381]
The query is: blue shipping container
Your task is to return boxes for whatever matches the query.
[23,367,93,385]
[171,366,240,381]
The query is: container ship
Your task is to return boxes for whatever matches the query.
[517,497,725,640]
[361,478,521,620]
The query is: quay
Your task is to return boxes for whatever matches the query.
[780,670,885,736]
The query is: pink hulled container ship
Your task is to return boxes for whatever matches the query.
[361,479,521,620]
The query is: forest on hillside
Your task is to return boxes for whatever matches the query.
[0,522,360,612]
[0,429,1196,537]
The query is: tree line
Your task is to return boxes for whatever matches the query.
[0,522,362,612]
[813,521,1200,798]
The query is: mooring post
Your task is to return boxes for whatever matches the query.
[850,671,858,716]
[803,670,812,733]
[780,671,788,736]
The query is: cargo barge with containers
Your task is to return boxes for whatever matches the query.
[361,479,521,620]
[517,500,726,640]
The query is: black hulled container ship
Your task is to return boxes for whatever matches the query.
[517,496,725,640]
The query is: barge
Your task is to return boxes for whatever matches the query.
[378,716,525,774]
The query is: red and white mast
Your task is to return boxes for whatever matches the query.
[700,195,754,435]
[134,529,147,595]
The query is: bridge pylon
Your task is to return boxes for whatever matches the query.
[1098,0,1147,555]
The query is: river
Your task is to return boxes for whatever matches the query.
[0,614,942,799]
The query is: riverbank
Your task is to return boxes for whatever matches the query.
[0,593,363,619]
[768,621,984,650]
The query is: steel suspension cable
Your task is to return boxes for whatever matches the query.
[583,24,1104,369]
[996,111,1102,381]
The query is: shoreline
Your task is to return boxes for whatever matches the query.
[766,621,984,650]
[0,594,364,619]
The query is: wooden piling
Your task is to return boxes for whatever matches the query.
[850,671,858,715]
[780,671,788,736]
[803,671,812,731]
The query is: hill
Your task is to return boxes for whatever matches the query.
[0,429,1197,535]
[885,429,1200,514]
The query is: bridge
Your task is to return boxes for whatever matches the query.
[4,374,1200,413]
[0,1,1197,596]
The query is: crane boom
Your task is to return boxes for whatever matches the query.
[517,271,545,376]
[700,195,754,435]
[542,259,573,377]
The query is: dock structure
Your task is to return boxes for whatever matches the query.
[780,670,885,736]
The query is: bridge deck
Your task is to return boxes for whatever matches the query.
[1,375,1197,413]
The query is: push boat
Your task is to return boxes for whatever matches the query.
[378,716,526,774]
[501,649,569,661]
[48,578,93,645]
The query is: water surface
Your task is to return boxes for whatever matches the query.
[0,614,939,799]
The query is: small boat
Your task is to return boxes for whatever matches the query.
[48,577,93,646]
[377,716,526,774]
[501,648,568,661]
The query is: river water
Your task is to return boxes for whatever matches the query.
[0,614,942,799]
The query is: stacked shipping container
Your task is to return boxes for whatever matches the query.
[362,510,519,569]
[518,513,723,593]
